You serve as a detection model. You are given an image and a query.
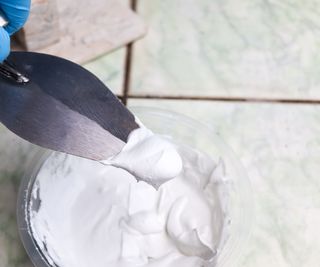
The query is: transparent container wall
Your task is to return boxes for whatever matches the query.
[17,107,253,267]
[131,107,253,267]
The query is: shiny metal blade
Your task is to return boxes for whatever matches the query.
[0,52,139,160]
[0,80,125,160]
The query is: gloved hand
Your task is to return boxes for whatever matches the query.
[0,0,30,62]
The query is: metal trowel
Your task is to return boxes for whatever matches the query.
[0,51,139,160]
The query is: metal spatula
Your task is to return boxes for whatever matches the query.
[0,51,139,160]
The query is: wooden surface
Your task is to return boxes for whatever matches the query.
[15,0,146,63]
[16,0,60,51]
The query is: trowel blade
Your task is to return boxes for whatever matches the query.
[0,52,139,160]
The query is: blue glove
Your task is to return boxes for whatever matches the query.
[0,0,30,62]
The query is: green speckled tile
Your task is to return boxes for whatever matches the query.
[130,0,320,100]
[83,0,128,96]
[128,99,320,267]
[0,125,37,267]
[83,48,126,95]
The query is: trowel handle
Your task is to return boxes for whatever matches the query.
[0,14,29,84]
[0,60,30,83]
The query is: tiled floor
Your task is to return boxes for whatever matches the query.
[1,1,320,267]
[0,126,34,267]
[129,0,320,100]
[84,48,126,96]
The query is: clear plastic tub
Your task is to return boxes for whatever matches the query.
[17,107,253,267]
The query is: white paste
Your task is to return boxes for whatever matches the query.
[29,129,227,267]
[103,127,183,188]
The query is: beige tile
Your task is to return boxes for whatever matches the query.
[130,0,320,100]
[128,98,320,267]
[31,0,146,64]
